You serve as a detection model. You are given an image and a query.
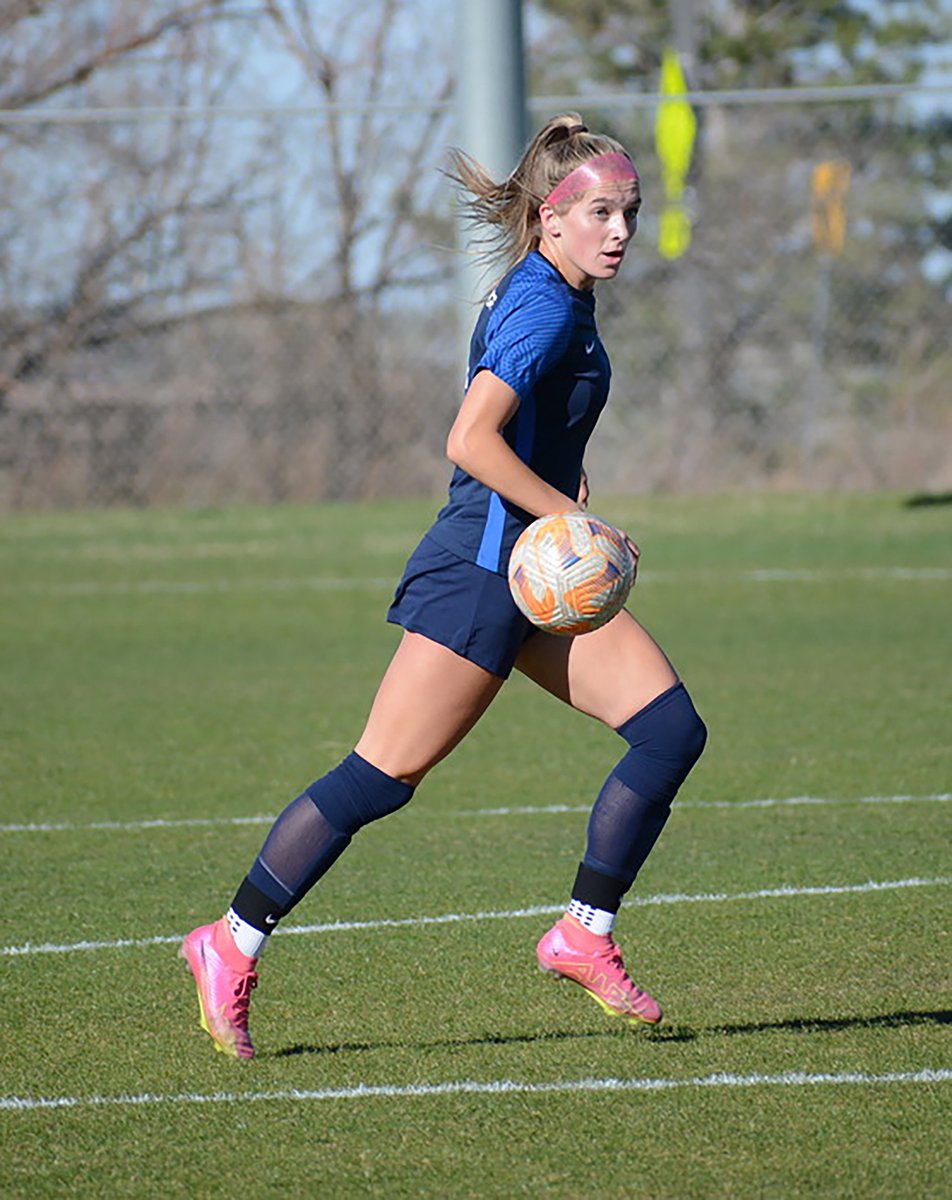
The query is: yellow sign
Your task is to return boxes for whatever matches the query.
[811,159,851,255]
[655,48,697,260]
[659,207,692,260]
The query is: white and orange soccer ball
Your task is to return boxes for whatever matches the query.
[507,511,635,636]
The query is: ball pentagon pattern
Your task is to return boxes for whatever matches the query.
[507,511,635,636]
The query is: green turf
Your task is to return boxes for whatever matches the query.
[1,492,950,1198]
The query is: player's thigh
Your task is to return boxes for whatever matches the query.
[515,608,677,728]
[354,631,505,786]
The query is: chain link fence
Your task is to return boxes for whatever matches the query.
[1,87,950,508]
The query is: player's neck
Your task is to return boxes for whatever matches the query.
[536,242,595,292]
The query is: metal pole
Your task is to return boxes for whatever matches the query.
[669,0,698,75]
[455,0,528,325]
[456,0,528,180]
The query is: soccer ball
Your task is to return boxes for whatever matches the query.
[507,511,635,636]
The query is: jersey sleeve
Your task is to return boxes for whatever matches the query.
[472,282,574,402]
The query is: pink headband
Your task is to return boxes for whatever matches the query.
[544,152,639,207]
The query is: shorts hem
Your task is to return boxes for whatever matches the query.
[386,613,514,680]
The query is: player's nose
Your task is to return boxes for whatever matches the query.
[610,211,631,241]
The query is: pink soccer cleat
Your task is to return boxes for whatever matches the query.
[180,919,258,1059]
[537,914,662,1026]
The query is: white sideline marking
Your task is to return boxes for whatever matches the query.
[2,1068,950,1114]
[5,565,949,599]
[471,793,952,817]
[2,792,949,834]
[3,876,949,959]
[0,815,277,834]
[745,567,951,582]
[7,577,393,597]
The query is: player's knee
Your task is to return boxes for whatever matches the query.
[665,686,707,771]
[613,681,707,801]
[306,751,415,837]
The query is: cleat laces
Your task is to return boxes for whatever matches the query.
[606,947,637,992]
[229,972,258,1024]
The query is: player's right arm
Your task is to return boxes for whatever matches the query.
[446,369,580,519]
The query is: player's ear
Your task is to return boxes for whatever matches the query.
[539,202,561,237]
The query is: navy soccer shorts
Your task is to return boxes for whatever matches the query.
[387,534,537,678]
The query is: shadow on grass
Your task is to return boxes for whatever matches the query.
[268,1010,951,1058]
[270,1029,607,1060]
[903,492,952,508]
[647,1009,952,1044]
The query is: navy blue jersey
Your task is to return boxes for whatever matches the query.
[425,251,611,575]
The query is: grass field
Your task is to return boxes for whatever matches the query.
[1,491,950,1198]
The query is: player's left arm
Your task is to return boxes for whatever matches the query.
[446,370,580,518]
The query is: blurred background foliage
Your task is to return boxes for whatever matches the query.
[1,0,950,506]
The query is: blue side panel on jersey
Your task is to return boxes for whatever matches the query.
[476,493,507,571]
[475,393,537,572]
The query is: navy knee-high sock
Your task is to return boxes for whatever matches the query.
[229,752,414,938]
[569,682,707,929]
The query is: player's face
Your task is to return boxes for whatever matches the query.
[539,180,641,291]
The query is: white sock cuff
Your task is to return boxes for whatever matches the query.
[226,907,270,959]
[567,898,616,935]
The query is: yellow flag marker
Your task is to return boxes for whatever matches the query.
[811,159,851,256]
[655,48,697,260]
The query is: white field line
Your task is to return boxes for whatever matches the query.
[3,792,949,835]
[3,876,949,959]
[2,1068,950,1114]
[4,565,950,599]
[0,815,279,834]
[745,567,951,582]
[5,576,393,597]
[471,793,952,818]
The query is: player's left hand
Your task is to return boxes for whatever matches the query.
[577,468,590,509]
[622,532,640,580]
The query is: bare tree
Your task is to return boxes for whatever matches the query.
[0,0,228,111]
[1,0,460,504]
[0,0,263,405]
[257,0,454,497]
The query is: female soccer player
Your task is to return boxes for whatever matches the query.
[182,114,707,1059]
